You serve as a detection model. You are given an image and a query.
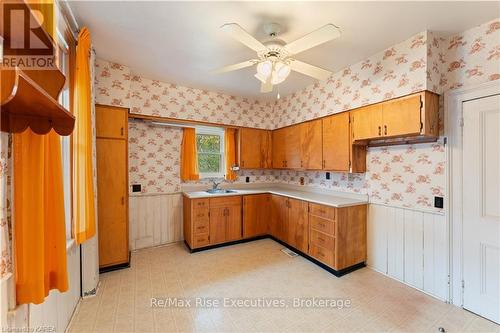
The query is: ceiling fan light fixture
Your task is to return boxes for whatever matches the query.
[271,62,291,85]
[254,72,268,83]
[256,60,273,77]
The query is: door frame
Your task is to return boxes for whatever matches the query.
[445,80,500,307]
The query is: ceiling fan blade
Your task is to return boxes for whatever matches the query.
[221,23,267,52]
[212,60,257,74]
[289,60,332,81]
[260,79,273,93]
[284,24,341,55]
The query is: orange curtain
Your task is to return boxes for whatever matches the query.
[224,128,237,181]
[13,130,68,305]
[180,128,199,181]
[73,27,96,244]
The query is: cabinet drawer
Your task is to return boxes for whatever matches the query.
[310,215,335,236]
[193,198,209,208]
[309,244,334,267]
[193,219,209,235]
[193,233,210,248]
[193,208,209,220]
[309,203,335,220]
[310,229,334,249]
[210,196,241,208]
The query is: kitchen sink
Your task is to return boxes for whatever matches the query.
[205,189,237,194]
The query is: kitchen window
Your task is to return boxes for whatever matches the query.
[196,126,225,178]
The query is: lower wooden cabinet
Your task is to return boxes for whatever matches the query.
[184,195,242,249]
[308,202,367,271]
[242,194,271,238]
[184,193,367,274]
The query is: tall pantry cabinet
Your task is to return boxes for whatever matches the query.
[95,105,129,269]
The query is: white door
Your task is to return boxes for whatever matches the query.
[463,94,500,323]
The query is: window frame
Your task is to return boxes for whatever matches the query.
[56,27,72,241]
[195,126,225,179]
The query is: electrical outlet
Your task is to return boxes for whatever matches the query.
[300,177,304,185]
[326,172,331,180]
[132,184,141,193]
[434,196,444,209]
[245,176,250,183]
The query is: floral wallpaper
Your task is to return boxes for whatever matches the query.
[94,59,131,107]
[96,18,499,211]
[365,143,445,209]
[0,133,12,279]
[128,76,274,130]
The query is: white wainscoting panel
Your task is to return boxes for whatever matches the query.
[129,193,183,250]
[29,243,81,332]
[367,204,448,301]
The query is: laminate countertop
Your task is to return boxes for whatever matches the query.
[183,187,368,208]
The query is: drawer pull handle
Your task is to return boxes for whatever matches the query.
[197,226,205,230]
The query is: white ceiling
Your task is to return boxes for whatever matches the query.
[68,1,499,100]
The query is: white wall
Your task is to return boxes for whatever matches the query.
[367,203,448,300]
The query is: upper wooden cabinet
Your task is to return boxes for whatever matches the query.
[272,127,287,169]
[96,104,128,139]
[272,120,322,170]
[351,91,439,143]
[322,113,350,171]
[299,119,323,170]
[239,128,272,169]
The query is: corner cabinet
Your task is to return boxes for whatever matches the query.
[272,119,323,170]
[351,91,439,145]
[239,128,272,169]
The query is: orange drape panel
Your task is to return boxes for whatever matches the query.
[224,128,237,181]
[180,128,199,181]
[13,130,68,305]
[73,27,96,244]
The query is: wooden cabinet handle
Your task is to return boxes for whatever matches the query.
[121,127,124,136]
[378,126,381,136]
[241,161,245,167]
[318,237,325,242]
[300,160,303,168]
[121,196,124,205]
[384,125,387,135]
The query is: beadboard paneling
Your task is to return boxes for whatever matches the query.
[129,194,183,250]
[367,204,448,300]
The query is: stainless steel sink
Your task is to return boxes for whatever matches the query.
[205,189,237,194]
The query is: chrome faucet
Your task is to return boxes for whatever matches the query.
[211,179,223,190]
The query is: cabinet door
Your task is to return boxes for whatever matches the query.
[300,119,323,170]
[351,104,383,141]
[382,94,422,137]
[285,126,301,169]
[225,205,242,241]
[271,195,288,241]
[272,128,287,168]
[322,113,350,171]
[209,206,226,244]
[240,128,262,169]
[288,199,309,253]
[261,130,273,168]
[96,105,128,139]
[97,138,128,267]
[243,194,271,238]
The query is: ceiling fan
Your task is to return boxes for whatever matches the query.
[213,22,341,93]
